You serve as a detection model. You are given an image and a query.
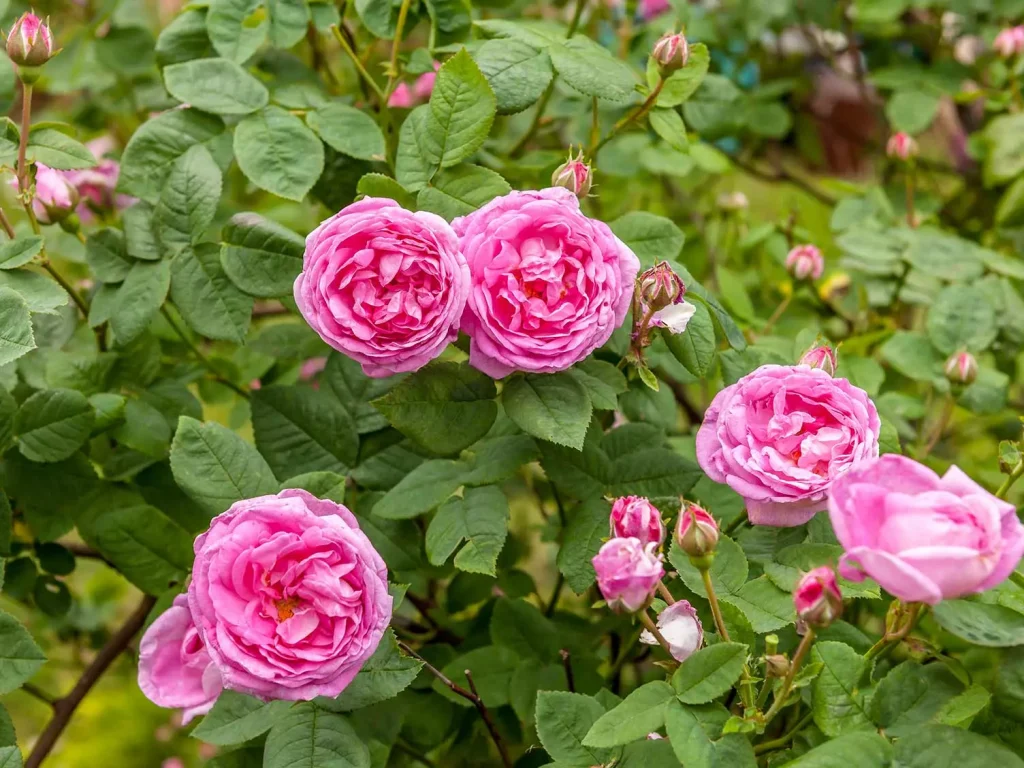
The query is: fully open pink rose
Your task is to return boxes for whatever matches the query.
[610,496,664,547]
[829,455,1024,605]
[138,595,221,724]
[592,537,664,613]
[188,489,392,701]
[696,364,880,527]
[453,188,639,377]
[294,198,470,378]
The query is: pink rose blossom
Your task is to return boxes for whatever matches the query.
[592,537,664,613]
[696,364,880,527]
[188,489,393,700]
[9,164,78,224]
[387,83,413,108]
[387,63,439,107]
[994,26,1024,58]
[610,496,665,547]
[453,188,639,377]
[828,455,1024,605]
[138,595,222,724]
[785,244,824,281]
[294,198,470,378]
[639,0,670,20]
[640,600,703,661]
[66,137,134,222]
[886,132,918,161]
[793,566,843,628]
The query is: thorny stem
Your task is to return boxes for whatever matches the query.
[762,628,815,725]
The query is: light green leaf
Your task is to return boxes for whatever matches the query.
[395,105,437,191]
[84,229,132,282]
[502,372,592,450]
[549,36,637,102]
[320,629,422,712]
[0,236,43,270]
[926,284,998,355]
[0,746,19,768]
[0,611,46,696]
[91,504,194,595]
[207,0,268,63]
[122,202,164,261]
[163,57,270,115]
[664,300,716,377]
[192,691,292,746]
[569,359,627,411]
[664,701,757,768]
[416,164,511,220]
[886,89,940,134]
[891,725,1024,768]
[583,681,676,748]
[263,703,370,768]
[355,173,416,208]
[306,103,386,161]
[267,0,310,47]
[25,128,97,170]
[234,106,324,200]
[781,732,892,767]
[423,49,496,169]
[672,643,749,705]
[650,108,688,152]
[425,485,508,575]
[0,288,34,365]
[609,212,685,267]
[220,212,305,297]
[655,43,710,107]
[811,641,874,737]
[14,389,94,463]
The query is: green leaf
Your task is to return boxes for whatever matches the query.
[583,681,676,748]
[671,534,749,597]
[169,416,279,517]
[435,645,520,708]
[416,164,511,220]
[252,385,358,479]
[371,458,466,519]
[886,89,940,134]
[549,36,637,102]
[781,732,892,768]
[207,0,267,63]
[664,701,757,768]
[170,244,253,343]
[156,144,223,256]
[721,577,795,634]
[355,173,416,208]
[423,49,496,169]
[656,43,710,107]
[609,212,685,267]
[354,0,400,38]
[108,261,170,345]
[320,629,422,712]
[163,58,270,115]
[502,372,592,450]
[664,300,716,378]
[267,0,310,47]
[306,103,386,161]
[373,362,497,455]
[234,106,324,200]
[0,236,43,270]
[0,269,67,314]
[536,692,613,766]
[263,703,370,768]
[675,264,746,350]
[192,691,292,746]
[983,112,1024,187]
[926,284,998,355]
[91,504,194,594]
[933,599,1024,647]
[0,610,46,695]
[672,643,749,705]
[156,9,215,66]
[891,725,1024,768]
[323,352,401,434]
[14,389,95,463]
[425,485,508,575]
[84,229,132,282]
[932,683,990,728]
[0,288,34,365]
[475,39,553,115]
[557,497,610,594]
[569,359,627,411]
[25,128,97,170]
[650,107,689,152]
[490,597,559,661]
[870,661,962,735]
[220,212,305,298]
[122,201,164,261]
[811,641,873,737]
[764,543,879,600]
[0,747,20,768]
[395,105,437,191]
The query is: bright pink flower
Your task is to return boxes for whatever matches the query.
[9,164,79,224]
[944,349,978,385]
[294,198,470,378]
[799,343,837,376]
[675,501,719,557]
[413,64,439,101]
[794,566,842,628]
[551,149,592,198]
[453,188,639,378]
[993,26,1024,58]
[785,244,824,281]
[6,12,54,67]
[696,364,880,527]
[299,356,327,382]
[188,489,392,700]
[639,0,670,20]
[610,496,665,547]
[829,455,1024,605]
[886,132,918,161]
[138,595,222,724]
[592,537,664,613]
[66,137,134,222]
[388,83,413,108]
[161,759,186,768]
[640,600,703,661]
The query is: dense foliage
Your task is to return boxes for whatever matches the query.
[1,0,1024,767]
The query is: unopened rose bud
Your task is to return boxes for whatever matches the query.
[717,191,748,212]
[785,244,824,281]
[993,26,1024,58]
[675,501,719,559]
[610,496,665,548]
[639,600,703,662]
[765,654,790,677]
[653,31,689,75]
[639,261,684,311]
[551,149,592,198]
[886,132,918,161]
[794,566,843,629]
[944,349,978,386]
[592,537,664,613]
[799,342,837,376]
[5,13,55,68]
[9,164,79,225]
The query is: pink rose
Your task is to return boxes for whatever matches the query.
[793,566,843,628]
[387,83,413,108]
[453,188,639,377]
[10,164,79,224]
[294,198,470,378]
[387,63,438,107]
[610,496,665,547]
[785,244,824,281]
[67,137,134,223]
[994,26,1024,58]
[592,537,664,613]
[188,489,393,700]
[138,595,222,724]
[640,600,703,661]
[639,0,670,20]
[696,364,880,527]
[829,455,1024,605]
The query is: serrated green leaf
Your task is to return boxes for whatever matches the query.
[192,691,292,746]
[220,212,305,298]
[164,57,270,115]
[14,388,94,463]
[672,643,749,705]
[306,103,386,161]
[156,144,223,256]
[263,703,370,768]
[423,49,496,169]
[0,611,46,695]
[584,681,675,748]
[234,106,324,200]
[0,236,43,270]
[811,641,873,737]
[207,0,268,63]
[425,485,508,574]
[536,692,613,765]
[502,372,592,450]
[320,629,422,712]
[0,288,34,365]
[475,39,553,115]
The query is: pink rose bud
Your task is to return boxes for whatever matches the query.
[944,349,978,386]
[592,537,664,613]
[786,244,824,281]
[993,26,1024,58]
[413,62,440,101]
[675,501,719,558]
[886,132,918,161]
[387,82,413,108]
[551,149,593,198]
[716,191,748,212]
[639,261,684,311]
[799,342,838,376]
[653,31,689,75]
[794,566,843,629]
[5,12,55,68]
[610,496,665,547]
[9,164,79,225]
[639,600,704,661]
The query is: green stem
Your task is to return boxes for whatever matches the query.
[588,79,665,157]
[701,568,730,643]
[763,629,815,725]
[754,711,813,755]
[330,25,386,102]
[864,602,923,663]
[656,580,676,605]
[918,393,954,460]
[997,462,1024,500]
[17,82,32,191]
[761,292,792,335]
[384,0,414,98]
[566,0,588,38]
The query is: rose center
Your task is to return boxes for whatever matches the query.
[274,596,302,622]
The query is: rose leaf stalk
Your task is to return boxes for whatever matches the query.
[762,628,815,725]
[997,459,1024,499]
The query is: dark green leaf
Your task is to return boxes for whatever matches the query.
[234,106,324,200]
[425,485,508,574]
[502,372,592,450]
[163,58,270,115]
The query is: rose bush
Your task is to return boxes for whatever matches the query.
[1,2,1023,768]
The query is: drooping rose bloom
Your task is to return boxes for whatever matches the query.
[188,489,393,700]
[138,595,222,724]
[696,364,880,527]
[9,164,78,224]
[453,188,639,378]
[294,198,470,378]
[640,600,703,661]
[67,137,134,222]
[829,455,1024,605]
[610,496,665,547]
[592,537,664,613]
[793,566,842,628]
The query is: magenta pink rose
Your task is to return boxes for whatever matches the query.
[453,188,639,378]
[829,455,1024,605]
[188,489,392,700]
[138,595,222,724]
[696,364,880,527]
[610,496,664,547]
[592,537,664,613]
[294,197,470,378]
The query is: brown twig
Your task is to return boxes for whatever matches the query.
[26,595,157,768]
[560,649,575,692]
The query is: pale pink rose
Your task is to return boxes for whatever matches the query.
[138,595,222,725]
[886,132,918,161]
[639,0,670,20]
[9,164,78,225]
[785,244,824,281]
[592,537,664,613]
[993,26,1024,58]
[387,83,413,108]
[798,343,837,376]
[696,364,880,527]
[453,188,639,378]
[294,198,470,378]
[793,566,842,628]
[640,600,703,661]
[6,12,54,67]
[188,489,392,700]
[610,496,665,547]
[829,455,1024,605]
[67,138,134,223]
